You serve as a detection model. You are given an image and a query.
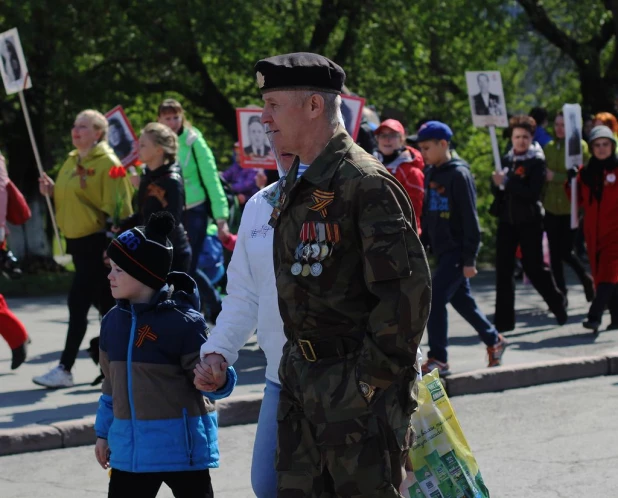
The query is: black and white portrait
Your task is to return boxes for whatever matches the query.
[466,71,508,128]
[236,108,277,169]
[104,106,139,167]
[0,28,32,95]
[340,94,365,140]
[564,104,583,170]
[244,115,271,158]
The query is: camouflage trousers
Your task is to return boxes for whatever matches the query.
[276,341,415,497]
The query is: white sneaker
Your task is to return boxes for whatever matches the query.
[32,365,74,388]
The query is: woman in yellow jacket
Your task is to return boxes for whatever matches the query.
[33,110,133,388]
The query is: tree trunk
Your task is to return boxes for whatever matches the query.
[579,70,615,114]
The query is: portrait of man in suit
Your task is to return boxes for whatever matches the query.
[567,111,582,158]
[244,115,271,158]
[473,73,501,116]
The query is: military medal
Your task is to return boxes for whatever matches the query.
[310,262,323,276]
[359,381,375,401]
[291,262,302,275]
[301,264,311,277]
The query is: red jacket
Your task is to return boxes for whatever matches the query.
[380,146,425,233]
[568,169,618,285]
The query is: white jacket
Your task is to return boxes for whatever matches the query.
[201,183,285,384]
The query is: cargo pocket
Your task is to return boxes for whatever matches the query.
[360,215,412,283]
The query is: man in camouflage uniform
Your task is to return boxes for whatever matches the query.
[257,52,431,497]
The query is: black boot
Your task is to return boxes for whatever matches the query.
[11,338,29,370]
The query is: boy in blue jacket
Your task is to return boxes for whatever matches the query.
[418,121,507,376]
[94,211,236,498]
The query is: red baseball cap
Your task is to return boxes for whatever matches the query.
[374,119,405,136]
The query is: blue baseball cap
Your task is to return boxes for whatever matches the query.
[416,121,453,143]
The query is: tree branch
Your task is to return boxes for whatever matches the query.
[333,0,372,67]
[309,0,343,52]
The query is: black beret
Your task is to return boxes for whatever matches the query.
[254,52,345,95]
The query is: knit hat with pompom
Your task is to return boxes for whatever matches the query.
[107,211,175,289]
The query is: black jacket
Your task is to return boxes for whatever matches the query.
[120,162,190,252]
[421,159,481,267]
[490,143,546,225]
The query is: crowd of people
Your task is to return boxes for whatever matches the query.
[1,49,618,497]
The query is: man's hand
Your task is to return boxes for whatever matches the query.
[463,266,478,279]
[95,438,110,469]
[216,219,231,241]
[194,353,228,392]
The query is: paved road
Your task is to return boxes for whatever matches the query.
[2,375,617,497]
[2,269,617,431]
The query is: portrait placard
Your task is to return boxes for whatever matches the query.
[465,71,508,128]
[105,106,139,167]
[0,28,32,95]
[340,95,366,140]
[236,108,277,170]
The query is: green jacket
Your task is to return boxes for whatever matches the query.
[178,127,229,220]
[271,126,431,390]
[542,138,589,216]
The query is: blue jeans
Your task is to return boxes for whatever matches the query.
[427,250,499,363]
[183,204,221,316]
[251,379,281,498]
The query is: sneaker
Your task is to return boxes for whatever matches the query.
[421,358,451,377]
[487,335,508,367]
[32,365,74,388]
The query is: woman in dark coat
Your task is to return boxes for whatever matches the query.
[491,115,567,332]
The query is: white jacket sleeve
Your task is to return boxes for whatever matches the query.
[200,208,259,365]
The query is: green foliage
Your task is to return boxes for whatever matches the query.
[0,0,611,262]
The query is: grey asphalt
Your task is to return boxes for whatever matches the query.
[1,268,615,433]
[1,375,617,497]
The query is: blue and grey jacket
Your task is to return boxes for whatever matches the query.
[94,272,236,473]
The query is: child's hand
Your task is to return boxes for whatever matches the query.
[95,438,110,469]
[194,354,228,392]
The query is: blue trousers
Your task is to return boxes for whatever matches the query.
[251,379,281,498]
[183,204,221,316]
[427,250,499,363]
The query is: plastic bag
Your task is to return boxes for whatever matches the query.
[401,369,490,498]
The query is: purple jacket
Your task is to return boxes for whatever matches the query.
[222,161,259,198]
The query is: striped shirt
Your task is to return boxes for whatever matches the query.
[297,163,309,179]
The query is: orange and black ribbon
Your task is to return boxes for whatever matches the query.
[308,190,334,218]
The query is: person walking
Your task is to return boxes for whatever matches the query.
[373,119,425,233]
[33,110,133,388]
[115,123,192,272]
[158,99,228,321]
[418,121,506,376]
[252,52,431,497]
[491,115,567,333]
[543,111,594,303]
[568,126,618,333]
[95,212,236,498]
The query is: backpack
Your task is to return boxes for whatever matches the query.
[185,131,241,233]
[6,180,31,225]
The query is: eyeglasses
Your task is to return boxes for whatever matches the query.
[377,132,400,140]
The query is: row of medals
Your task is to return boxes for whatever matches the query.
[291,222,340,277]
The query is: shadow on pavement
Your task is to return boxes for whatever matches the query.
[0,401,98,429]
[511,332,604,351]
[0,388,49,409]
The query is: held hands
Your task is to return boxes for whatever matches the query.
[95,438,110,469]
[38,174,54,196]
[463,266,478,279]
[194,353,228,392]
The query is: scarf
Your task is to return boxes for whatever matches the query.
[580,154,618,204]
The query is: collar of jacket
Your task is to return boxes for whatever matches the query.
[292,125,354,190]
[68,142,116,162]
[115,271,200,314]
[146,162,181,178]
[507,141,545,162]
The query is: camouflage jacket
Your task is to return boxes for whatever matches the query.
[270,126,431,387]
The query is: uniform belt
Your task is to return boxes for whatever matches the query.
[296,336,361,362]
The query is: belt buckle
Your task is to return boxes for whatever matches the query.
[298,339,317,362]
